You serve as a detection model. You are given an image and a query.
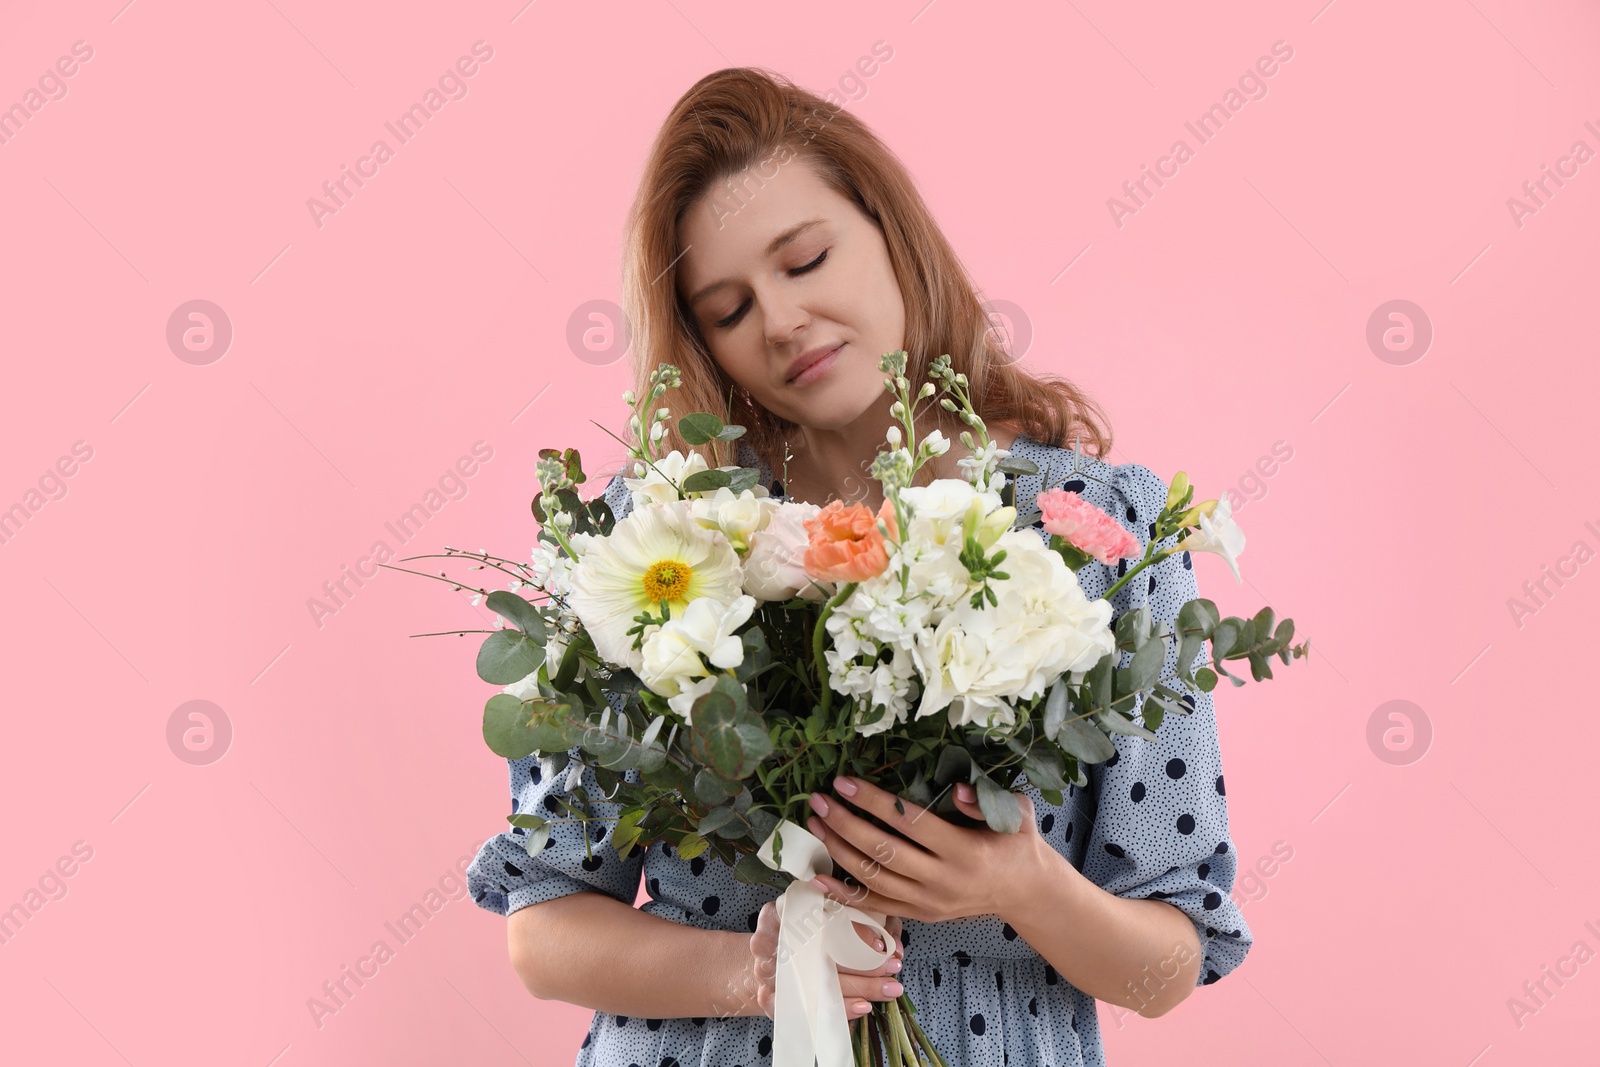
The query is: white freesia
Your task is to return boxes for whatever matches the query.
[623,450,711,509]
[1176,495,1246,582]
[744,501,830,602]
[639,594,758,723]
[688,487,778,555]
[566,501,744,674]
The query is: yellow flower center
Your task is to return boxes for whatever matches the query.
[642,559,692,603]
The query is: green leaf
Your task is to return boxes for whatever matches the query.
[726,466,761,494]
[736,629,772,684]
[1039,787,1064,807]
[1115,607,1151,651]
[1041,678,1070,743]
[688,678,768,778]
[1210,619,1242,662]
[997,455,1040,476]
[975,773,1022,834]
[483,694,543,759]
[1273,617,1296,648]
[507,813,548,830]
[522,822,553,859]
[487,591,547,639]
[1020,746,1068,792]
[682,468,733,493]
[1127,637,1165,693]
[694,767,738,806]
[1195,667,1218,691]
[476,629,545,685]
[1178,599,1220,639]
[679,412,727,445]
[933,745,973,786]
[1248,651,1275,682]
[675,834,710,860]
[1252,606,1277,645]
[1055,714,1117,764]
[611,809,646,858]
[733,850,790,890]
[698,805,744,839]
[1096,707,1158,742]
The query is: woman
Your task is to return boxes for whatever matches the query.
[466,67,1252,1066]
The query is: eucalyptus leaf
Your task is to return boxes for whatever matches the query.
[682,468,734,493]
[522,822,552,859]
[678,412,727,445]
[1055,714,1118,764]
[507,813,547,830]
[975,773,1022,834]
[698,805,743,838]
[482,694,542,759]
[486,591,547,639]
[476,629,545,685]
[1096,707,1158,742]
[1127,638,1165,692]
[933,745,973,786]
[694,767,739,806]
[1042,678,1070,743]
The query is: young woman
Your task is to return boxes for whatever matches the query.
[466,67,1251,1066]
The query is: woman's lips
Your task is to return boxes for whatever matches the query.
[789,343,843,386]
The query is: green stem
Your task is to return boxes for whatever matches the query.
[901,996,947,1067]
[813,582,858,717]
[855,1012,871,1067]
[885,996,917,1065]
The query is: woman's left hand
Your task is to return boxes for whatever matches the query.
[805,776,1056,924]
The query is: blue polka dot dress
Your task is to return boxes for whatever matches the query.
[466,433,1253,1065]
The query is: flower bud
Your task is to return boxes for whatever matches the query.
[1165,471,1189,512]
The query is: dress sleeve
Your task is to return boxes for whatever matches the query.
[1075,462,1254,986]
[466,472,648,916]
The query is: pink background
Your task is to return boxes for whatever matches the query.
[2,0,1596,1064]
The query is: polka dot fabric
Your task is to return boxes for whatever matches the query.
[465,434,1253,1066]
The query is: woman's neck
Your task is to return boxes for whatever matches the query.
[774,420,1020,508]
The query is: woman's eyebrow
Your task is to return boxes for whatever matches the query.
[685,217,827,305]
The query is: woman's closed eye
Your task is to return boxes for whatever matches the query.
[713,248,830,329]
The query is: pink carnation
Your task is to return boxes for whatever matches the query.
[1036,488,1142,566]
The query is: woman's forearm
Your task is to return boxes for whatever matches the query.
[998,847,1203,1017]
[508,891,764,1018]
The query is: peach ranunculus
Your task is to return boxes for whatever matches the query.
[1035,488,1142,566]
[802,498,899,583]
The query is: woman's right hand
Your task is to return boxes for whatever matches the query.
[750,899,905,1019]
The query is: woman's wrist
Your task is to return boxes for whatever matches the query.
[710,927,764,1018]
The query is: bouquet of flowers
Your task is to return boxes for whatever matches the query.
[405,351,1308,1067]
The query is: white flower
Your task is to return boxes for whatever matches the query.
[743,501,829,602]
[636,598,755,687]
[638,595,757,722]
[910,531,1114,730]
[623,450,710,509]
[688,488,778,556]
[566,501,744,674]
[1176,495,1246,582]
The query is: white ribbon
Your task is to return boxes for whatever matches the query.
[757,818,897,1067]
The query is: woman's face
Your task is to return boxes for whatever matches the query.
[675,154,907,432]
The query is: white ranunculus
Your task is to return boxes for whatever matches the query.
[688,487,778,556]
[743,501,830,602]
[638,594,757,722]
[623,450,711,509]
[1176,495,1246,582]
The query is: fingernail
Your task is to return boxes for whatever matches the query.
[834,776,858,796]
[810,793,831,817]
[886,958,902,974]
[809,876,829,894]
[882,980,903,996]
[850,1001,871,1016]
[809,817,827,840]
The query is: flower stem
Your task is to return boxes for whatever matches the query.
[813,582,858,717]
[901,995,948,1067]
[885,996,918,1065]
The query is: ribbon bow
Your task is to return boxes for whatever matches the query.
[757,818,898,1067]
